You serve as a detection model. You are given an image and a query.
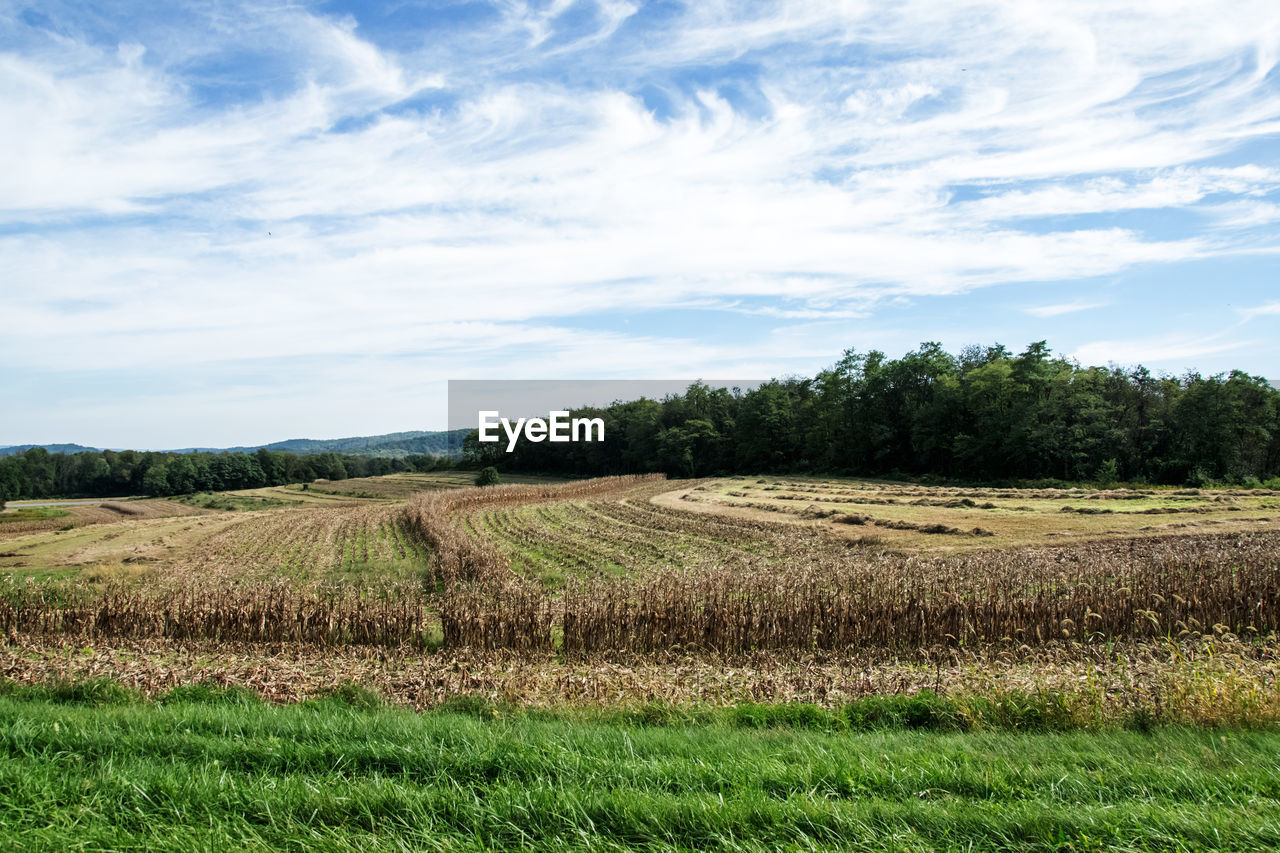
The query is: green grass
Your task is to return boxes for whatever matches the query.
[175,492,301,511]
[1,686,1279,851]
[0,507,71,524]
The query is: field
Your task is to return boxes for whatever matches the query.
[676,476,1280,549]
[222,471,566,504]
[4,471,1280,849]
[2,472,1278,705]
[3,687,1280,852]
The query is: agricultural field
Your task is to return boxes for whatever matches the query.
[674,475,1280,550]
[4,471,1280,849]
[273,470,565,500]
[0,498,207,536]
[0,473,480,598]
[1,472,1275,695]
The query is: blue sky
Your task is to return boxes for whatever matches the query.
[2,0,1279,447]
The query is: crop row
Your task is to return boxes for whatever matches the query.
[414,477,1280,656]
[165,504,428,589]
[7,476,1279,657]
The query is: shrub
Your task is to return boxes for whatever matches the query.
[1188,468,1215,488]
[842,691,962,732]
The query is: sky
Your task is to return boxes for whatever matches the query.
[2,0,1279,448]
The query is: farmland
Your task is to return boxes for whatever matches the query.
[677,475,1280,549]
[0,472,1275,707]
[4,471,1280,850]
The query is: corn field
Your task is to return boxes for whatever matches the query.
[416,476,1280,656]
[557,533,1280,654]
[0,580,432,646]
[3,475,1279,656]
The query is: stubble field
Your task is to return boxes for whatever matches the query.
[5,472,1280,850]
[0,471,1277,721]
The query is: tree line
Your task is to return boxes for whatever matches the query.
[5,340,1277,503]
[0,448,452,503]
[465,341,1280,487]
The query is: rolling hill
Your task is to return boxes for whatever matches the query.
[0,429,470,459]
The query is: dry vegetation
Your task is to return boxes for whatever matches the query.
[162,503,430,587]
[0,499,206,537]
[408,476,1280,657]
[297,470,564,499]
[2,472,1279,714]
[5,634,1279,728]
[672,476,1280,549]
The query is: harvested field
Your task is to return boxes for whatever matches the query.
[464,480,781,586]
[670,476,1280,549]
[0,499,207,538]
[297,470,566,499]
[394,476,1280,655]
[163,504,431,588]
[1,472,1279,714]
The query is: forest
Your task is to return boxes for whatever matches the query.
[5,340,1278,503]
[0,447,450,502]
[467,341,1280,486]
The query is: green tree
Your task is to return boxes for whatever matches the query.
[166,456,198,494]
[142,462,172,496]
[462,430,503,468]
[736,382,799,471]
[475,466,501,487]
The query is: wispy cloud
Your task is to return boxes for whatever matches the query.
[1241,301,1280,320]
[2,0,1280,443]
[1072,335,1254,368]
[1023,301,1107,318]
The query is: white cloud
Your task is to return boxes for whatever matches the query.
[1241,301,1280,320]
[1023,301,1107,318]
[3,0,1280,442]
[1072,335,1253,367]
[961,169,1280,221]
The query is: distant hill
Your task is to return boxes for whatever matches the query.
[220,430,471,458]
[0,429,470,459]
[0,443,103,457]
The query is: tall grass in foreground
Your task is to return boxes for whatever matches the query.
[2,687,1280,852]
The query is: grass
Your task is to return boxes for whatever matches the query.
[175,492,301,511]
[0,684,1278,851]
[0,507,71,524]
[0,514,240,584]
[320,556,426,587]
